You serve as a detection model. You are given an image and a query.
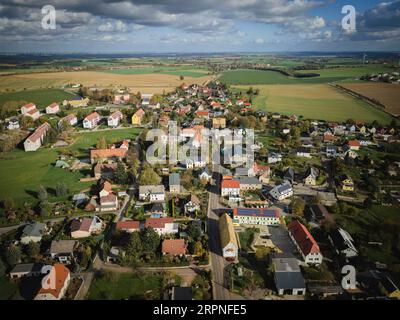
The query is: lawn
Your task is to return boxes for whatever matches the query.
[0,89,77,109]
[0,128,141,204]
[237,84,393,124]
[87,272,163,300]
[238,228,258,252]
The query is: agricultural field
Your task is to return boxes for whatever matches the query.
[340,82,400,116]
[102,65,210,78]
[0,71,213,94]
[236,84,394,124]
[0,128,141,204]
[0,89,77,109]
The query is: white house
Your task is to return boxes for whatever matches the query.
[20,222,47,244]
[70,216,103,238]
[21,103,37,115]
[296,147,311,158]
[288,220,323,265]
[219,213,238,261]
[58,114,78,128]
[46,103,60,114]
[145,218,178,236]
[269,182,293,201]
[232,207,281,226]
[34,264,70,300]
[23,122,51,152]
[6,118,20,130]
[221,178,240,197]
[139,185,165,202]
[268,152,282,164]
[107,110,123,127]
[83,112,100,129]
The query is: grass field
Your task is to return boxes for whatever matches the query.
[0,89,77,109]
[341,82,400,116]
[0,128,141,204]
[1,71,213,93]
[87,272,163,300]
[236,84,394,124]
[219,66,398,85]
[103,66,209,78]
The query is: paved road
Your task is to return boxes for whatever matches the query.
[207,164,244,300]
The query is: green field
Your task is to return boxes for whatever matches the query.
[219,65,398,85]
[87,272,163,300]
[0,128,141,204]
[103,66,209,78]
[0,89,77,109]
[236,84,394,124]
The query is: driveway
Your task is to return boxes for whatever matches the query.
[269,226,297,255]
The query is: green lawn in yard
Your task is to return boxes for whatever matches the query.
[238,228,258,252]
[87,272,163,300]
[0,128,141,204]
[0,89,77,109]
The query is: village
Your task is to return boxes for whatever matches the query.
[0,79,400,301]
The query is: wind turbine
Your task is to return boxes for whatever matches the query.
[363,53,367,65]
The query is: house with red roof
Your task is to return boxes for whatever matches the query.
[145,218,178,235]
[162,239,187,256]
[70,216,103,238]
[58,114,77,128]
[46,102,60,114]
[21,102,40,120]
[23,122,51,151]
[83,112,100,129]
[34,264,70,300]
[288,220,323,265]
[221,177,240,197]
[348,140,360,150]
[115,220,141,233]
[108,110,123,127]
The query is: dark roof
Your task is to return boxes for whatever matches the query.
[172,287,193,300]
[233,207,280,218]
[309,204,329,220]
[274,272,306,290]
[284,168,295,180]
[357,270,399,295]
[10,263,44,274]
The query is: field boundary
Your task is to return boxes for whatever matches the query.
[332,83,398,120]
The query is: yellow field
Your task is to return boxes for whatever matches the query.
[0,71,213,94]
[235,84,393,124]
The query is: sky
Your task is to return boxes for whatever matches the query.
[0,0,399,53]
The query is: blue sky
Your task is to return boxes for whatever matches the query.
[0,0,399,53]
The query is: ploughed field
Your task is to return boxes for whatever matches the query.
[341,82,400,116]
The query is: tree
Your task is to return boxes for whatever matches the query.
[127,231,143,260]
[96,136,107,149]
[5,244,21,266]
[26,241,40,258]
[138,166,161,185]
[115,161,128,184]
[193,241,204,256]
[186,223,201,240]
[141,228,160,253]
[39,202,50,218]
[3,198,15,212]
[37,185,48,202]
[55,182,68,197]
[291,197,306,216]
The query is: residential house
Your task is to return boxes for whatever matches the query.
[93,163,117,179]
[221,177,240,197]
[162,239,187,256]
[348,140,360,150]
[23,122,51,151]
[171,287,193,300]
[90,141,129,163]
[284,168,295,184]
[212,117,226,129]
[83,112,100,129]
[340,175,354,192]
[115,220,141,233]
[238,176,262,192]
[288,220,323,265]
[34,264,70,300]
[271,253,306,296]
[268,152,282,164]
[316,191,337,206]
[20,222,47,244]
[357,270,400,299]
[144,203,166,218]
[141,93,153,106]
[323,131,335,143]
[309,204,329,222]
[21,103,40,120]
[329,228,358,258]
[6,118,19,130]
[70,216,103,238]
[219,213,238,261]
[113,92,130,104]
[72,193,89,206]
[9,263,44,279]
[49,240,77,264]
[46,103,60,114]
[145,218,178,236]
[169,173,181,194]
[184,194,201,215]
[131,108,145,125]
[58,114,77,128]
[64,97,89,108]
[139,185,165,202]
[107,246,125,263]
[270,182,293,201]
[232,207,281,226]
[199,167,212,182]
[296,147,311,158]
[304,167,319,186]
[107,110,123,127]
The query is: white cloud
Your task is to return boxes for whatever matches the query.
[254,38,265,44]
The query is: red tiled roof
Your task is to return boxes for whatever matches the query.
[196,110,209,116]
[134,108,145,117]
[109,110,123,119]
[47,102,59,109]
[288,220,320,256]
[27,122,51,143]
[221,179,240,189]
[116,220,140,231]
[37,264,69,299]
[85,112,100,121]
[348,140,360,147]
[145,217,174,229]
[27,109,39,115]
[162,239,186,255]
[22,103,36,109]
[90,148,127,159]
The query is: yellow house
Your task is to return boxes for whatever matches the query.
[212,117,226,129]
[131,108,145,125]
[64,97,89,108]
[341,175,354,192]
